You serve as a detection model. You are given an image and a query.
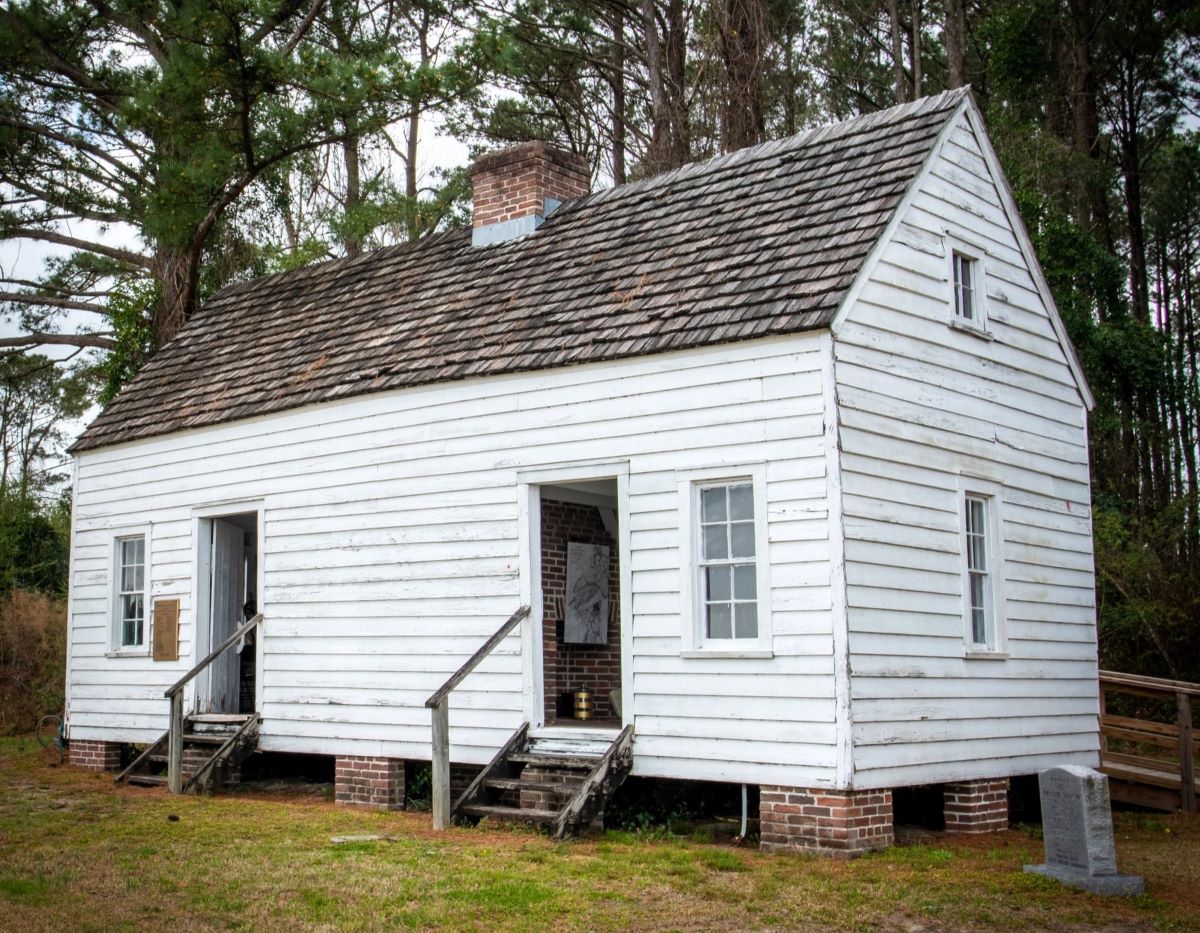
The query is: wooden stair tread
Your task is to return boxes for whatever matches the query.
[126,774,168,786]
[484,778,576,794]
[462,804,559,824]
[507,752,600,770]
[182,733,231,745]
[189,713,254,724]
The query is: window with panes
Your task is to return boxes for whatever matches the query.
[115,535,146,649]
[964,495,992,647]
[698,482,758,640]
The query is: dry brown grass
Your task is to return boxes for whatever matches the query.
[0,589,66,735]
[0,738,1197,931]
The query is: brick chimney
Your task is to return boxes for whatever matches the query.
[469,141,590,247]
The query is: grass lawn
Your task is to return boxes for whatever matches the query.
[0,739,1196,931]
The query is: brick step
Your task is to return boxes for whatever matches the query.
[462,804,560,825]
[484,777,577,795]
[507,752,599,770]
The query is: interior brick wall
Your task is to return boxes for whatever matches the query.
[541,498,621,723]
[943,778,1009,833]
[335,756,405,810]
[760,786,894,856]
[69,739,122,772]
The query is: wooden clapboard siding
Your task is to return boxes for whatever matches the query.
[68,334,836,783]
[834,111,1099,788]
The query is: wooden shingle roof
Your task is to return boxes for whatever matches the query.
[74,90,969,452]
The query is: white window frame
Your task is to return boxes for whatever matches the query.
[957,478,1007,658]
[945,234,991,338]
[679,465,772,657]
[108,525,151,656]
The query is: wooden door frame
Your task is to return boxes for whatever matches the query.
[190,501,265,715]
[516,460,633,730]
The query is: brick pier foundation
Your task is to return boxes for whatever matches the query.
[943,778,1009,833]
[334,756,405,810]
[760,786,894,856]
[70,739,122,772]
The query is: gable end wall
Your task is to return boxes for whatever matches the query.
[833,112,1100,788]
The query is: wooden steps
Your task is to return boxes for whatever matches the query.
[452,724,634,840]
[461,804,560,825]
[116,712,259,794]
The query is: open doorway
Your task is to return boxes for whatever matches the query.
[538,480,622,727]
[195,511,259,714]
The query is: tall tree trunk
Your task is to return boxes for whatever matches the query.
[911,0,922,98]
[612,6,627,185]
[641,0,689,173]
[718,0,766,152]
[1066,0,1116,260]
[343,132,362,258]
[886,0,907,104]
[153,246,200,349]
[942,0,966,88]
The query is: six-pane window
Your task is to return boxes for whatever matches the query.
[698,482,757,639]
[116,535,146,648]
[952,251,976,322]
[964,495,991,646]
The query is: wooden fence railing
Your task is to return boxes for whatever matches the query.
[1099,669,1199,813]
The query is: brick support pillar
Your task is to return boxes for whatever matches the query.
[334,756,405,810]
[69,739,122,772]
[943,778,1009,834]
[760,786,894,856]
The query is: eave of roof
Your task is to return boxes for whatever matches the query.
[73,89,970,453]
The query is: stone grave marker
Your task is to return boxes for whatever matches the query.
[1023,764,1144,896]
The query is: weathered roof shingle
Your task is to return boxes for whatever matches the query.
[74,90,968,452]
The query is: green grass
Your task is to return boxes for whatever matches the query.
[0,737,1197,931]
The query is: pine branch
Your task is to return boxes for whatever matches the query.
[0,331,116,350]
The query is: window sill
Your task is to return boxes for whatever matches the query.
[964,649,1009,660]
[106,649,151,659]
[681,649,774,660]
[950,319,994,341]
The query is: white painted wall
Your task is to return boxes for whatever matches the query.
[833,109,1100,788]
[67,334,837,787]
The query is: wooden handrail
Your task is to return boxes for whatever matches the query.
[1098,668,1198,813]
[425,606,529,709]
[165,614,262,699]
[426,605,530,830]
[165,612,262,794]
[1099,669,1200,698]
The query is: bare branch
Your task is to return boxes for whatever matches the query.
[0,330,116,350]
[0,291,110,314]
[4,227,153,270]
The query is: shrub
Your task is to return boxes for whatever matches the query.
[0,588,67,734]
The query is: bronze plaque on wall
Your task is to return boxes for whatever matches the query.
[152,598,180,661]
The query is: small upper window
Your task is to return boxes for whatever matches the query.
[952,251,978,323]
[698,482,758,640]
[114,535,147,649]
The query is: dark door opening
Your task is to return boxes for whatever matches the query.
[202,512,258,714]
[539,481,622,726]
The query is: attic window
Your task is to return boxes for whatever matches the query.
[947,239,989,335]
[952,252,977,321]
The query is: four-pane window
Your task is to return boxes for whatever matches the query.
[698,482,758,640]
[116,535,146,649]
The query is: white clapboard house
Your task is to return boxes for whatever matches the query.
[64,89,1099,853]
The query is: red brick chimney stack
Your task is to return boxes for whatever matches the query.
[470,141,590,246]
